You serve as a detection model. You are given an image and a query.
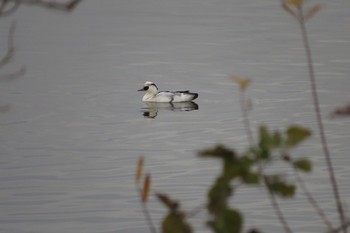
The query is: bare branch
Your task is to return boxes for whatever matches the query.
[330,221,350,233]
[6,0,82,12]
[304,4,322,21]
[0,0,20,17]
[0,21,25,80]
[0,21,15,69]
[281,0,300,22]
[0,66,25,81]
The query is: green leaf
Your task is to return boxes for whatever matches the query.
[293,158,312,173]
[265,176,295,198]
[240,171,260,184]
[162,212,192,233]
[286,125,311,148]
[207,209,243,233]
[207,177,232,214]
[270,131,283,149]
[257,125,272,160]
[259,125,270,146]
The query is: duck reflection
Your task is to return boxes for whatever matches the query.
[141,102,199,118]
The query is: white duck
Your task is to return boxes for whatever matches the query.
[138,81,198,103]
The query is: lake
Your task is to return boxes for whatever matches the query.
[0,0,350,232]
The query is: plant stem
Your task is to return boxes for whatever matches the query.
[296,5,346,233]
[141,200,158,233]
[136,184,158,233]
[294,170,333,230]
[239,90,254,146]
[238,88,293,232]
[268,188,293,233]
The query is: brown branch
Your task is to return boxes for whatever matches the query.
[295,5,347,233]
[330,220,350,233]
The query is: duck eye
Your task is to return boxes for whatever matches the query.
[144,86,149,91]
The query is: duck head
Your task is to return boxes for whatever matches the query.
[138,81,158,94]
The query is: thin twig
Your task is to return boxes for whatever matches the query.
[0,66,25,81]
[0,21,25,80]
[186,203,206,218]
[330,220,350,233]
[268,187,293,233]
[0,0,20,17]
[296,5,347,233]
[135,184,158,233]
[294,170,333,230]
[7,0,82,11]
[238,89,293,233]
[0,21,16,69]
[239,89,254,146]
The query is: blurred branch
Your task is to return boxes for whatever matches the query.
[0,20,15,69]
[294,170,333,230]
[0,21,25,80]
[9,0,82,11]
[0,0,20,17]
[0,0,82,16]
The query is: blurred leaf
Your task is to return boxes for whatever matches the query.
[207,209,243,233]
[258,126,272,160]
[286,125,311,148]
[246,229,263,233]
[142,174,151,203]
[162,212,192,233]
[330,103,350,118]
[199,144,236,160]
[240,171,260,184]
[156,193,179,211]
[304,4,321,21]
[265,176,295,198]
[259,125,269,145]
[270,131,283,149]
[207,177,232,214]
[230,75,251,91]
[285,0,305,6]
[135,157,144,183]
[293,158,312,173]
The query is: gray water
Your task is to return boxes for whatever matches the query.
[1,0,350,233]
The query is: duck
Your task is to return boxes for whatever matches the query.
[138,81,198,103]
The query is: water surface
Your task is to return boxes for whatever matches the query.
[0,0,350,233]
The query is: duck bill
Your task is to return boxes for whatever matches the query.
[138,88,145,91]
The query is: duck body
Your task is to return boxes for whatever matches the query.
[138,81,198,103]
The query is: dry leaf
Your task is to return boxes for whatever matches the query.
[331,104,350,118]
[142,174,151,203]
[285,0,305,6]
[304,4,321,21]
[229,75,251,91]
[135,157,144,183]
[282,1,299,20]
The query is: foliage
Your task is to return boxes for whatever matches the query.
[134,1,350,233]
[135,125,313,233]
[156,193,193,233]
